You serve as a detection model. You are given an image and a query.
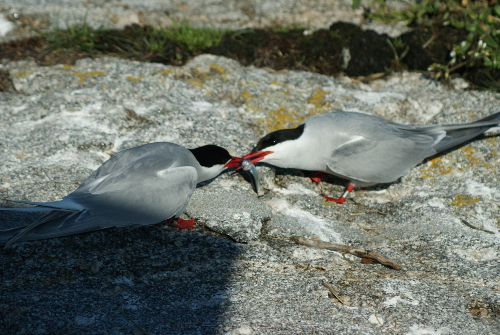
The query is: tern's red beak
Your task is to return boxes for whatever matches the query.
[224,151,272,170]
[224,156,244,169]
[241,151,273,164]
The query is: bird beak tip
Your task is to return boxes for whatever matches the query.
[241,150,273,163]
[224,157,243,169]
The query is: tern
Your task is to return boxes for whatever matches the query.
[0,142,253,248]
[242,111,500,203]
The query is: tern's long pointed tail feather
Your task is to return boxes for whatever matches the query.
[8,199,84,211]
[0,210,112,248]
[433,111,500,154]
[0,206,59,212]
[0,199,92,247]
[2,210,69,248]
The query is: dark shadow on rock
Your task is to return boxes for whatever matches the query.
[0,210,239,334]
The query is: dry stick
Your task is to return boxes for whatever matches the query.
[116,306,150,335]
[322,281,345,304]
[460,219,495,235]
[290,236,402,270]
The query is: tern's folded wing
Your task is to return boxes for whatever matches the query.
[326,133,436,185]
[1,166,198,245]
[71,166,198,226]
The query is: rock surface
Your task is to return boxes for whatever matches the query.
[0,0,412,42]
[1,1,500,334]
[1,54,499,335]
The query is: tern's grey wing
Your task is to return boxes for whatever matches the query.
[326,133,437,184]
[314,113,440,184]
[1,166,198,245]
[70,165,198,226]
[76,142,196,192]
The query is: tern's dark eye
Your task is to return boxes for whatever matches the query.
[255,134,280,151]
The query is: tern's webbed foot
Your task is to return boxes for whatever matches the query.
[173,218,196,230]
[309,171,326,183]
[321,183,355,206]
[322,195,346,205]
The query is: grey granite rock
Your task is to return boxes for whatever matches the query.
[0,54,499,334]
[186,187,272,242]
[0,0,414,42]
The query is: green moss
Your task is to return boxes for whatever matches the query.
[162,20,230,52]
[2,2,499,90]
[367,0,500,82]
[36,18,106,53]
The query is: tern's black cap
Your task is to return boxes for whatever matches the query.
[254,124,305,151]
[189,145,232,167]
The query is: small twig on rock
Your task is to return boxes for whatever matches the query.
[460,219,495,235]
[116,306,150,335]
[322,281,345,304]
[350,209,388,216]
[290,235,402,270]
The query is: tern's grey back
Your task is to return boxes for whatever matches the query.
[76,142,197,192]
[0,142,201,245]
[300,112,438,184]
[303,111,500,185]
[64,142,199,225]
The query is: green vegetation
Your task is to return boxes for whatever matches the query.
[36,19,229,60]
[36,19,106,53]
[366,0,500,81]
[161,20,230,52]
[3,2,498,90]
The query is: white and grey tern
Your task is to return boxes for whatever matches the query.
[242,111,500,203]
[0,142,257,248]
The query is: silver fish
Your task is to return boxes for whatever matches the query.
[241,159,259,194]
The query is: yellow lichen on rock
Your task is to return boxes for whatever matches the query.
[184,64,230,88]
[73,71,106,82]
[264,108,300,131]
[486,138,499,157]
[209,63,227,75]
[461,145,495,170]
[187,78,204,88]
[421,157,453,178]
[241,90,262,112]
[450,194,481,208]
[158,68,177,76]
[308,88,328,108]
[12,70,34,79]
[126,75,144,81]
[14,152,27,161]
